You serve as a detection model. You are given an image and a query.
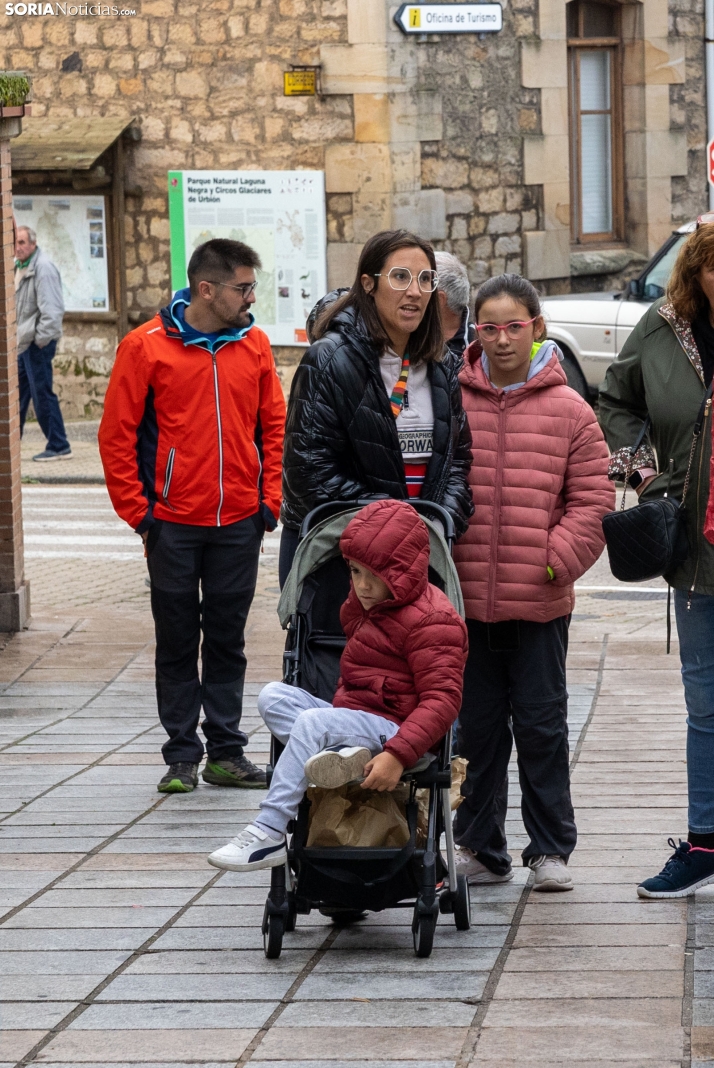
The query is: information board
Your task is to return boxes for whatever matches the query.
[12,194,110,313]
[168,170,327,347]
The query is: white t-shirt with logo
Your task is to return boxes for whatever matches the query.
[379,349,434,462]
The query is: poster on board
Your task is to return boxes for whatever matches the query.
[168,170,327,347]
[12,195,110,313]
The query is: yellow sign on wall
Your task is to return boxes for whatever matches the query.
[409,7,421,26]
[284,70,317,96]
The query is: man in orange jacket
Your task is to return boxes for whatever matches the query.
[99,239,286,793]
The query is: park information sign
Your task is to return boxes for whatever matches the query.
[13,194,110,313]
[168,169,327,346]
[394,3,502,33]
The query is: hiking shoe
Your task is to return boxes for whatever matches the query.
[208,824,286,872]
[157,762,199,793]
[32,447,72,462]
[202,756,267,789]
[304,746,371,789]
[529,855,574,892]
[454,847,514,884]
[637,838,714,899]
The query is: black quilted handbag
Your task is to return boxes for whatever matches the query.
[602,384,713,583]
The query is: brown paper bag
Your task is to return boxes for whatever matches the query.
[307,783,410,848]
[415,756,468,844]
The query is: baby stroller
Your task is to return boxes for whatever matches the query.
[262,499,470,959]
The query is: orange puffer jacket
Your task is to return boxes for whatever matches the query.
[99,297,286,533]
[454,345,614,623]
[334,499,468,769]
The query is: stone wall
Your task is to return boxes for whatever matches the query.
[415,0,540,289]
[2,0,352,412]
[3,0,710,421]
[53,320,116,420]
[670,0,708,225]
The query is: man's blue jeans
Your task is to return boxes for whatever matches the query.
[675,590,714,834]
[18,340,69,454]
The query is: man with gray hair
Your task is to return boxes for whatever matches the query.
[15,224,70,461]
[435,251,475,359]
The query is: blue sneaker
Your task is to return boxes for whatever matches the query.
[32,447,72,462]
[637,838,714,898]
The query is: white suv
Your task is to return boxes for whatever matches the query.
[541,223,693,400]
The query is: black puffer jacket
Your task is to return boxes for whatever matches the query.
[282,299,474,536]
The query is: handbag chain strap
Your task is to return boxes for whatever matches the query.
[620,417,651,511]
[681,381,714,507]
[621,383,713,512]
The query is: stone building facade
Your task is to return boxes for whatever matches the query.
[0,0,708,416]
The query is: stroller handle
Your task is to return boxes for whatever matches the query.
[299,498,456,546]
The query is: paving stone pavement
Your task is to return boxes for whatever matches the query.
[0,485,704,1066]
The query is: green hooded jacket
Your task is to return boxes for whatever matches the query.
[598,297,714,596]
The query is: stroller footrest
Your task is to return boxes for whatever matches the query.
[298,846,421,863]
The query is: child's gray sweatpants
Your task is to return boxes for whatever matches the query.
[255,681,400,837]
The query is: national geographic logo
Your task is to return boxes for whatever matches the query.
[5,3,136,13]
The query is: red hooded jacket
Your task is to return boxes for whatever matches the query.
[333,499,468,769]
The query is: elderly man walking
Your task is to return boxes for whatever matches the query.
[435,251,475,359]
[99,238,286,794]
[15,225,70,461]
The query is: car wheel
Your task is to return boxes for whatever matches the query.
[559,348,590,401]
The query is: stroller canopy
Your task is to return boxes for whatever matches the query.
[278,506,465,628]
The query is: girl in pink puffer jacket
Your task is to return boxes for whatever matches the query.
[452,274,613,892]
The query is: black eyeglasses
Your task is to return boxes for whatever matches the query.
[208,280,258,298]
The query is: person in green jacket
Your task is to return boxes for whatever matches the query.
[599,222,714,899]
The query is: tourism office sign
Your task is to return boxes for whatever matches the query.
[394,3,503,34]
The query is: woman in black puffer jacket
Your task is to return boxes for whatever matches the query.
[279,229,474,585]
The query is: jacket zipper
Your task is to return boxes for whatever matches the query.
[211,353,224,526]
[162,447,175,504]
[688,396,711,608]
[253,442,263,500]
[486,394,507,619]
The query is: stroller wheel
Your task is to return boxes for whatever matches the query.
[262,905,285,959]
[412,909,436,958]
[285,896,297,933]
[453,874,471,931]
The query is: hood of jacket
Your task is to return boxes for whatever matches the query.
[159,287,255,355]
[339,499,430,606]
[306,287,349,342]
[307,293,378,355]
[459,339,567,395]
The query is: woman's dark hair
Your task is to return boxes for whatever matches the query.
[312,229,444,364]
[474,273,546,339]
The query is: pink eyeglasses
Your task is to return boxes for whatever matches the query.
[475,317,537,342]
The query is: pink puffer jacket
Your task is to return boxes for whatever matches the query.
[454,345,614,623]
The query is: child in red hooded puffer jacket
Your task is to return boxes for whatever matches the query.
[208,498,468,873]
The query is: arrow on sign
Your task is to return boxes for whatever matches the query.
[393,3,503,34]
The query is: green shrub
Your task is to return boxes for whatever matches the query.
[0,74,30,108]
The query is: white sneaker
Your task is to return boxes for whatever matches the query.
[454,847,514,884]
[207,824,286,872]
[304,746,371,789]
[529,854,574,892]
